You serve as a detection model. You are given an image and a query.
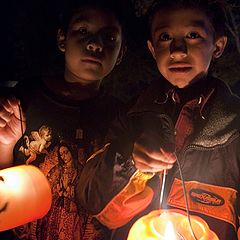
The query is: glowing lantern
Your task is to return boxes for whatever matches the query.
[127,209,219,240]
[0,165,52,231]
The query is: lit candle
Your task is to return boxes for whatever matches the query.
[0,165,52,231]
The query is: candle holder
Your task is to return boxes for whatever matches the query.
[127,209,219,240]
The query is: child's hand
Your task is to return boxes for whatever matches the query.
[0,97,26,146]
[132,131,176,173]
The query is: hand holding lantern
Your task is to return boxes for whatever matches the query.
[0,98,26,146]
[0,98,51,231]
[0,98,26,168]
[129,113,219,240]
[133,131,177,173]
[132,114,177,173]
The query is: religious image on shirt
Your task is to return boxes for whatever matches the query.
[18,125,53,165]
[14,126,107,240]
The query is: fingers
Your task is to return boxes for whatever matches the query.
[0,97,26,137]
[0,97,26,145]
[0,97,20,112]
[133,142,177,173]
[133,142,176,164]
[0,110,12,127]
[7,98,23,121]
[0,99,13,127]
[160,148,177,163]
[133,153,174,172]
[8,98,21,116]
[0,98,23,124]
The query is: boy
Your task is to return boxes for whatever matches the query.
[77,1,240,239]
[0,0,126,239]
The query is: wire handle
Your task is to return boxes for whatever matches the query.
[159,153,198,240]
[159,169,167,209]
[18,104,24,137]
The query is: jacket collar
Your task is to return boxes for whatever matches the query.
[128,76,240,147]
[129,76,216,116]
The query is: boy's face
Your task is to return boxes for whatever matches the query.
[147,7,227,88]
[58,6,124,83]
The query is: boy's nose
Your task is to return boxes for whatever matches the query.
[170,39,187,59]
[86,37,103,53]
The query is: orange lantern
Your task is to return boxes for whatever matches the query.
[127,209,219,240]
[0,165,52,231]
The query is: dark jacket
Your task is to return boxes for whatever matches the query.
[76,77,240,240]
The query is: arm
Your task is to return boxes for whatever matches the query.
[0,98,26,168]
[76,135,155,229]
[76,112,176,229]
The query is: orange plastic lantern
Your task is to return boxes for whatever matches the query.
[128,209,219,240]
[0,165,52,231]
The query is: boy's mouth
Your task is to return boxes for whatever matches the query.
[169,67,192,73]
[169,63,192,73]
[82,57,102,65]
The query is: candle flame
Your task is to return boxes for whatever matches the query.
[164,221,178,240]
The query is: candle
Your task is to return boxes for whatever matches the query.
[0,165,52,231]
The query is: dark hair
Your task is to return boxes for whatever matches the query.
[147,0,228,40]
[58,0,126,40]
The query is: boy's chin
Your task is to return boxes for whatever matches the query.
[166,78,192,88]
[76,70,105,82]
[165,72,206,88]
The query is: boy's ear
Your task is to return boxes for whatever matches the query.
[57,29,66,52]
[147,40,156,59]
[213,36,228,59]
[116,45,127,66]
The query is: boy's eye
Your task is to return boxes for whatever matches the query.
[108,35,117,42]
[103,32,118,43]
[159,32,172,41]
[186,32,200,39]
[78,27,88,35]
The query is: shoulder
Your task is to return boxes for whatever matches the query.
[192,78,240,146]
[214,78,240,114]
[203,77,240,131]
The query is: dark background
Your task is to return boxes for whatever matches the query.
[1,0,240,101]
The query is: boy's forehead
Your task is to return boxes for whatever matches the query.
[66,6,123,34]
[151,7,213,32]
[70,6,119,25]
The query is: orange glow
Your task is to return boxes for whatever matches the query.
[2,170,24,193]
[127,209,219,240]
[0,165,52,231]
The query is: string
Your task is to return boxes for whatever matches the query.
[176,156,198,240]
[160,154,198,240]
[159,169,166,208]
[18,104,25,140]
